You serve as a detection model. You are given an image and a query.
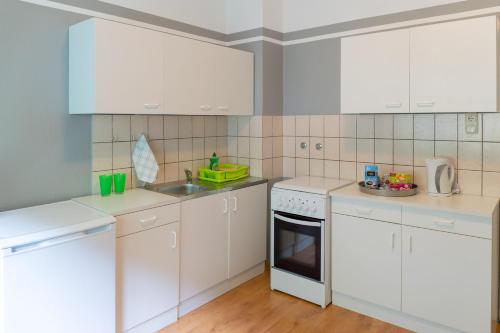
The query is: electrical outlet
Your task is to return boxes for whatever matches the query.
[465,113,479,134]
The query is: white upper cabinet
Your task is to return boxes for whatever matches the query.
[341,29,410,114]
[69,18,164,114]
[410,16,497,113]
[341,16,498,114]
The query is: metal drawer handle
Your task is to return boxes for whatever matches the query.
[139,216,158,228]
[171,231,177,249]
[433,218,455,228]
[385,103,402,108]
[144,103,160,109]
[416,101,435,107]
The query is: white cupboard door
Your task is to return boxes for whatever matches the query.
[164,34,217,115]
[341,29,409,114]
[180,192,229,301]
[402,226,491,333]
[410,16,497,113]
[95,19,164,114]
[228,184,267,278]
[216,47,254,115]
[117,223,179,332]
[332,214,401,311]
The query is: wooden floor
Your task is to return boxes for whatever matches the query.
[160,271,414,333]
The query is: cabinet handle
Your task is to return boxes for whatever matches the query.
[355,208,373,216]
[139,216,157,228]
[171,231,177,249]
[433,218,455,228]
[144,103,160,109]
[408,234,413,254]
[218,106,229,111]
[385,103,402,108]
[200,105,212,111]
[223,198,228,214]
[416,101,435,108]
[232,197,238,212]
[391,232,395,249]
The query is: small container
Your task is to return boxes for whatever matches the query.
[364,165,379,188]
[113,173,127,194]
[99,174,113,197]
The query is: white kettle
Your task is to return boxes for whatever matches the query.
[425,158,456,197]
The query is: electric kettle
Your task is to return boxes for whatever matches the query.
[425,158,456,196]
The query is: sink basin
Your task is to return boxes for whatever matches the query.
[156,183,210,197]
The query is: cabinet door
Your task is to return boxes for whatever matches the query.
[215,47,254,115]
[95,19,164,114]
[410,16,497,113]
[332,214,401,310]
[180,192,228,301]
[164,34,217,115]
[116,222,179,332]
[228,184,267,278]
[402,226,491,332]
[341,29,409,114]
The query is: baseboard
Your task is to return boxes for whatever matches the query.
[125,307,178,333]
[178,262,265,317]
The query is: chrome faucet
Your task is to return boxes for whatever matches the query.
[184,169,193,184]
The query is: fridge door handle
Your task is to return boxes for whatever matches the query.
[7,224,112,255]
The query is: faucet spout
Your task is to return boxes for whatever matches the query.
[184,169,193,184]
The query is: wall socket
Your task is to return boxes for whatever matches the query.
[465,113,479,134]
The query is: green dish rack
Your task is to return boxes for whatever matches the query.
[198,164,249,183]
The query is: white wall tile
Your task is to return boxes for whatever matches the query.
[112,115,131,142]
[310,159,324,177]
[237,116,251,136]
[296,137,310,159]
[413,166,427,191]
[435,114,457,141]
[92,115,112,143]
[227,116,238,137]
[295,116,310,137]
[250,116,263,137]
[340,161,356,180]
[263,159,273,179]
[237,137,250,158]
[296,158,310,176]
[435,141,457,168]
[324,160,340,178]
[216,137,228,157]
[414,140,434,167]
[192,138,204,160]
[153,164,165,184]
[310,116,324,137]
[340,115,356,138]
[149,140,164,164]
[357,139,374,163]
[394,114,413,139]
[414,114,434,140]
[165,139,179,163]
[263,137,273,159]
[324,138,339,161]
[178,138,193,161]
[375,114,393,139]
[250,137,263,159]
[310,137,324,159]
[113,142,131,169]
[376,164,394,177]
[458,114,482,142]
[483,172,500,196]
[204,116,217,137]
[273,137,283,158]
[458,170,482,195]
[92,143,112,171]
[340,138,356,162]
[483,142,500,172]
[483,113,500,142]
[356,115,374,138]
[263,116,274,137]
[227,136,238,156]
[131,115,148,141]
[163,116,178,140]
[283,137,295,157]
[458,142,482,170]
[148,116,164,140]
[192,116,205,137]
[393,165,413,177]
[324,115,340,138]
[394,140,413,165]
[204,137,217,159]
[273,157,283,178]
[375,139,393,164]
[250,159,263,177]
[273,116,283,137]
[283,157,296,177]
[178,116,192,138]
[216,116,228,136]
[283,116,296,137]
[192,159,205,175]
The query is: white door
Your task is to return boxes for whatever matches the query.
[410,16,497,113]
[228,184,267,278]
[402,226,491,332]
[215,47,254,115]
[332,214,401,311]
[180,192,229,301]
[341,29,410,114]
[164,34,217,115]
[117,222,179,332]
[95,19,164,114]
[3,225,115,333]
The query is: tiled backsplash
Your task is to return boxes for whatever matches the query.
[280,113,500,197]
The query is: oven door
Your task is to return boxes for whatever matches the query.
[273,211,324,282]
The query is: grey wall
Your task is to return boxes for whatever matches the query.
[0,0,91,211]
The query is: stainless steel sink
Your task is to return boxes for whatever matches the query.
[155,183,210,197]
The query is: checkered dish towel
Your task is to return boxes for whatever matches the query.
[132,134,159,184]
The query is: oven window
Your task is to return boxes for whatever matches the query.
[274,212,322,281]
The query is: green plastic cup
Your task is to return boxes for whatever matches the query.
[99,174,113,196]
[113,173,127,194]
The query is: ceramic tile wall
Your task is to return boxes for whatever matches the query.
[280,113,500,197]
[91,115,229,194]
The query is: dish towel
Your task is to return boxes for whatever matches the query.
[132,134,159,184]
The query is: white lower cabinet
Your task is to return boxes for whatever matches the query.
[402,226,491,333]
[332,214,401,311]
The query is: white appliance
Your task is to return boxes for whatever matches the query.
[0,201,116,333]
[270,176,353,308]
[425,157,456,197]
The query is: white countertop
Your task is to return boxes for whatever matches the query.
[0,201,115,249]
[274,176,354,195]
[331,184,499,218]
[73,188,180,216]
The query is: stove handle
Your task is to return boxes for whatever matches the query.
[274,213,322,227]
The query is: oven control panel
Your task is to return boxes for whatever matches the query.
[271,189,327,219]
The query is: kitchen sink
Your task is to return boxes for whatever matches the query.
[155,183,210,197]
